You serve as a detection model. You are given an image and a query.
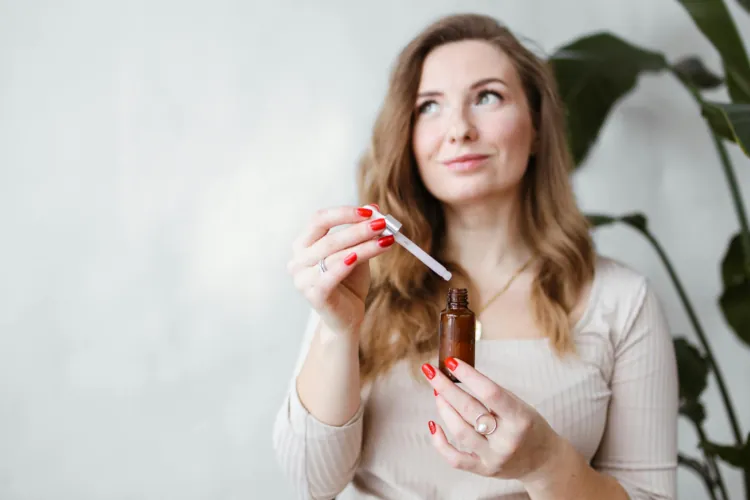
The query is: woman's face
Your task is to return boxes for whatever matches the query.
[411,40,536,206]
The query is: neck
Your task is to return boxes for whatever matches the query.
[441,191,532,280]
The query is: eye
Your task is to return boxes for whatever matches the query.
[417,100,439,115]
[475,90,502,106]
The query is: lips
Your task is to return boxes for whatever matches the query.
[443,154,490,171]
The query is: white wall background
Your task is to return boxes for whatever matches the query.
[1,0,749,498]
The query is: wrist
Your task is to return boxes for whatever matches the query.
[520,433,584,494]
[319,320,361,345]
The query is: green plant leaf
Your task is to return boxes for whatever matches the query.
[674,335,709,428]
[673,336,710,403]
[719,280,750,347]
[586,214,616,227]
[549,33,667,167]
[722,232,747,287]
[675,0,750,103]
[585,213,649,232]
[719,232,750,347]
[700,101,750,156]
[673,56,724,89]
[620,213,648,232]
[680,399,707,426]
[701,433,750,469]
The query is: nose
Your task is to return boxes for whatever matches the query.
[447,106,478,144]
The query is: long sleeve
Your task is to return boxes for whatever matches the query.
[591,280,679,499]
[271,310,365,500]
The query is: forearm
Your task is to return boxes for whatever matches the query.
[522,437,629,500]
[296,321,361,426]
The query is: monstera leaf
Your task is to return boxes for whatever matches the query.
[549,33,667,167]
[675,0,750,103]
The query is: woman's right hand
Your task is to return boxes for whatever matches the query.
[287,205,396,337]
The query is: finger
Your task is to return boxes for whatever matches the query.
[291,217,388,272]
[293,232,395,292]
[435,392,488,452]
[428,420,481,472]
[441,357,519,416]
[292,205,376,252]
[300,234,396,304]
[421,362,492,428]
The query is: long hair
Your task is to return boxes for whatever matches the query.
[356,13,595,386]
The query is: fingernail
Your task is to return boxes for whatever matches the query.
[357,207,373,217]
[344,253,357,266]
[370,218,386,231]
[433,389,438,396]
[371,203,380,210]
[445,357,458,371]
[428,421,436,435]
[378,235,395,247]
[421,363,435,380]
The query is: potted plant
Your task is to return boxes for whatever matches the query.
[548,0,750,498]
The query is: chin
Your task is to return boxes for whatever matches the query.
[431,183,501,206]
[429,175,524,206]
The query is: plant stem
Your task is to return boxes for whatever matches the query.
[672,71,750,273]
[674,76,750,496]
[709,130,750,274]
[679,453,718,500]
[696,422,730,500]
[639,227,743,444]
[637,226,748,496]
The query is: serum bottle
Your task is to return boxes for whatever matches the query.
[438,288,476,382]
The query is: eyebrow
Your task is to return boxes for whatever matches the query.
[416,77,507,99]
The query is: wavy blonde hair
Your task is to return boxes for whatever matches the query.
[356,13,595,386]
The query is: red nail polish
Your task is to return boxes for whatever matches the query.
[433,389,438,396]
[445,357,458,371]
[421,363,435,380]
[344,253,357,266]
[378,235,395,247]
[428,421,436,435]
[357,207,373,217]
[370,218,386,231]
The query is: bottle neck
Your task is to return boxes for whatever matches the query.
[447,288,468,309]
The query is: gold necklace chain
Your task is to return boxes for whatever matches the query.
[475,257,535,341]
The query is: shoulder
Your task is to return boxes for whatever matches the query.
[592,254,650,308]
[588,255,659,332]
[586,255,667,344]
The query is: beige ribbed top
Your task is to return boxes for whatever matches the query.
[272,256,678,499]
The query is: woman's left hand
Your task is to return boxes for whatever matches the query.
[421,357,563,482]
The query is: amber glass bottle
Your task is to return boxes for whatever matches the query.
[438,288,476,383]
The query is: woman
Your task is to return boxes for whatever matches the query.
[273,12,678,500]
